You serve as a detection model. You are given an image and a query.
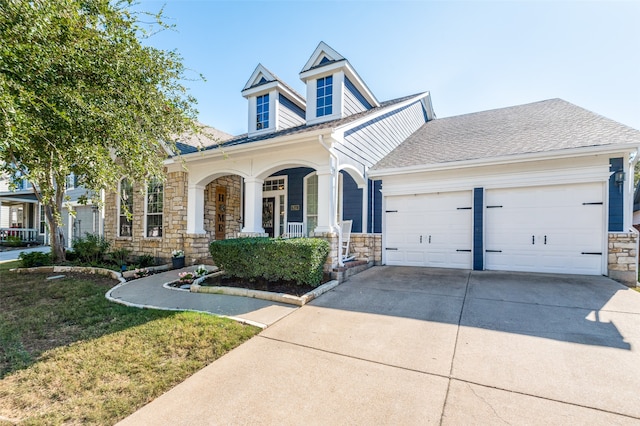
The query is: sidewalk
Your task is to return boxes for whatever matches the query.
[106,268,299,328]
[0,245,50,263]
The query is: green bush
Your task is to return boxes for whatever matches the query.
[137,254,155,268]
[209,237,330,287]
[18,251,52,268]
[109,248,131,267]
[2,235,23,247]
[72,234,111,264]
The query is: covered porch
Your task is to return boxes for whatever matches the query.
[0,191,42,244]
[169,135,382,270]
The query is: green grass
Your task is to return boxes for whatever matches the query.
[0,267,259,425]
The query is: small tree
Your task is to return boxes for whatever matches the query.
[0,0,200,262]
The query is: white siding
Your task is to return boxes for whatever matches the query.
[74,205,99,238]
[277,103,305,130]
[339,101,426,168]
[0,205,9,228]
[344,86,368,116]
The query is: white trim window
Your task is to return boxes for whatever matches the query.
[39,204,47,235]
[65,173,76,190]
[316,75,333,117]
[118,178,133,237]
[304,172,318,235]
[256,93,269,130]
[145,178,163,237]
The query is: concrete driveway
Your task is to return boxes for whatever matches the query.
[118,266,640,425]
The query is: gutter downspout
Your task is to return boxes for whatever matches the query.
[318,135,343,266]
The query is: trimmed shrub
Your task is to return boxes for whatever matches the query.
[18,251,52,268]
[72,234,110,264]
[137,254,155,268]
[209,237,330,287]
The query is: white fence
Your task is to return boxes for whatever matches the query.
[0,228,38,242]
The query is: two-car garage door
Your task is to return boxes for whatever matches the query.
[384,183,605,275]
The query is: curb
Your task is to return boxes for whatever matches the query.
[11,265,126,284]
[190,279,341,306]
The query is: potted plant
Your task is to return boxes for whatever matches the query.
[171,249,185,269]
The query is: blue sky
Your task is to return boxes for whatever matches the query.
[137,1,640,136]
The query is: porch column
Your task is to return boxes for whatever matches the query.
[241,177,265,234]
[186,184,206,234]
[315,168,336,233]
[67,207,73,248]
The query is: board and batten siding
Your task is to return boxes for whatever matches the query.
[340,100,427,168]
[277,94,306,130]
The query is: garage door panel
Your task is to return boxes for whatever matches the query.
[385,191,472,269]
[485,183,604,275]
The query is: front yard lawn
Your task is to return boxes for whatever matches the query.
[0,262,259,425]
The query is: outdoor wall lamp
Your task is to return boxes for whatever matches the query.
[615,169,626,186]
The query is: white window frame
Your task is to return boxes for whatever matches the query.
[118,178,133,238]
[145,178,163,238]
[65,173,75,191]
[303,172,318,236]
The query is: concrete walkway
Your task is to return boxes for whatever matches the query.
[117,266,640,425]
[107,268,299,328]
[0,245,50,263]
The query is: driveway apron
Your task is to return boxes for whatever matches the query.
[118,266,640,425]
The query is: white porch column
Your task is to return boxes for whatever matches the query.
[315,168,336,233]
[67,207,73,248]
[241,177,265,234]
[186,184,206,234]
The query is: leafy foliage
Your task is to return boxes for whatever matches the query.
[209,238,330,287]
[109,247,132,266]
[72,233,111,264]
[0,0,200,262]
[137,254,156,268]
[18,251,52,268]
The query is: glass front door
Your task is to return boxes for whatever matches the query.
[262,197,275,237]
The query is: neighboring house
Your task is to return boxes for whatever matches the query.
[103,42,640,285]
[0,173,103,247]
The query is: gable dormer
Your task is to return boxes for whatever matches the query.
[242,64,306,137]
[299,42,380,125]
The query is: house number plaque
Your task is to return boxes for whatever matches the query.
[215,187,227,240]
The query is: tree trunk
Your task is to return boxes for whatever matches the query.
[45,188,67,263]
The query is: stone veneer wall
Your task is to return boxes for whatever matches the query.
[311,232,382,271]
[349,234,382,265]
[104,173,242,265]
[203,176,242,241]
[608,231,638,287]
[104,171,188,263]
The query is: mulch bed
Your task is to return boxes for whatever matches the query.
[201,274,332,297]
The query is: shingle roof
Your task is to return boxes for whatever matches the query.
[175,122,233,154]
[372,99,640,171]
[179,93,422,155]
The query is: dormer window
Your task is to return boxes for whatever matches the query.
[256,94,269,130]
[316,76,333,117]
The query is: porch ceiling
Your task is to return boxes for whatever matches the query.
[0,193,38,205]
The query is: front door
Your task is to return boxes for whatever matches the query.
[262,197,275,237]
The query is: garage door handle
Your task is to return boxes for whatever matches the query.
[456,249,471,252]
[544,235,547,245]
[532,235,535,245]
[581,252,602,255]
[486,250,502,253]
[386,248,398,251]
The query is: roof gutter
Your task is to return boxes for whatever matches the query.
[369,143,640,178]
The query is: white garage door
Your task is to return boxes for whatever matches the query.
[485,183,605,275]
[385,191,472,269]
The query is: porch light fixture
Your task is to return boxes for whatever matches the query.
[615,169,626,186]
